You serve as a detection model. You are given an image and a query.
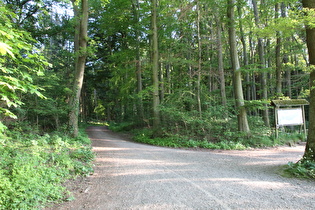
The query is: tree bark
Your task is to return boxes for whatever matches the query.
[237,4,250,101]
[215,13,227,106]
[281,3,291,98]
[132,0,144,124]
[275,3,282,96]
[151,0,160,129]
[303,0,315,161]
[197,2,202,117]
[252,0,270,127]
[68,0,89,137]
[227,0,250,133]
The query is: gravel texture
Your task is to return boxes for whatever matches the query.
[48,126,315,210]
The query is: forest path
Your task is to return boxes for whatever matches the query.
[51,126,315,209]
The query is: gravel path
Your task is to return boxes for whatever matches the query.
[51,126,315,210]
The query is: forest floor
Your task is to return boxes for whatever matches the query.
[47,126,315,210]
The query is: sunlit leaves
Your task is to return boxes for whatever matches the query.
[0,5,48,128]
[0,42,14,57]
[302,8,315,28]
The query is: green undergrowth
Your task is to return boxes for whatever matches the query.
[0,123,94,210]
[131,128,248,150]
[283,159,315,179]
[109,120,304,150]
[108,121,135,132]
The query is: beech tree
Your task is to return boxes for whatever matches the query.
[303,0,315,161]
[151,0,160,129]
[1,0,314,148]
[252,0,270,127]
[227,0,250,133]
[68,0,89,137]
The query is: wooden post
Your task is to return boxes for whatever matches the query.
[302,105,307,138]
[275,106,279,138]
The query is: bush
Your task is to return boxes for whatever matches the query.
[131,128,248,150]
[0,124,94,209]
[284,160,315,179]
[109,93,302,150]
[108,121,135,132]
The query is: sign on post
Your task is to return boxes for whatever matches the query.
[277,108,303,126]
[271,99,309,138]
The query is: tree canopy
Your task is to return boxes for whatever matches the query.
[0,0,314,147]
[2,0,315,206]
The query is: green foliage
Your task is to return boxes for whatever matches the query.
[0,124,94,209]
[244,100,270,111]
[131,128,248,150]
[131,124,302,150]
[0,4,48,133]
[22,71,72,131]
[284,160,315,179]
[157,92,273,145]
[273,131,305,145]
[110,99,304,150]
[108,121,136,132]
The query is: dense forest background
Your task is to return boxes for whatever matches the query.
[1,0,315,208]
[1,0,312,142]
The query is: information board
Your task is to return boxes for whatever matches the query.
[277,108,303,126]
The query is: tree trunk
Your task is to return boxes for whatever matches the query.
[215,13,227,106]
[237,4,250,101]
[281,3,291,98]
[160,64,165,101]
[68,0,89,137]
[227,0,250,133]
[132,0,144,124]
[249,34,257,103]
[252,0,270,127]
[197,2,202,117]
[275,3,282,96]
[302,0,315,161]
[151,0,160,129]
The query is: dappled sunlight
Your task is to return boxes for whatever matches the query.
[95,157,162,165]
[146,177,292,191]
[86,127,109,132]
[91,153,295,192]
[94,156,191,168]
[93,147,130,152]
[112,169,169,177]
[90,139,114,141]
[242,160,292,166]
[82,127,315,210]
[240,180,290,190]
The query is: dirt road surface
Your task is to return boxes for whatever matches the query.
[50,126,315,210]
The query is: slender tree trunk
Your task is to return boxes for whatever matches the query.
[252,0,270,127]
[303,0,315,161]
[197,3,202,117]
[266,39,273,96]
[151,0,160,129]
[166,57,172,95]
[249,34,257,102]
[68,0,89,137]
[237,4,250,101]
[132,0,144,124]
[215,13,227,106]
[227,0,250,133]
[160,64,165,101]
[281,3,291,98]
[275,3,282,96]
